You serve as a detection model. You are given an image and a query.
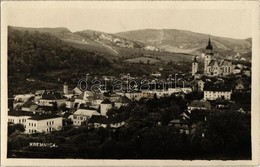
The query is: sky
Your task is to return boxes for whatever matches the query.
[3,1,253,39]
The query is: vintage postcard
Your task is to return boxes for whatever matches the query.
[1,1,259,166]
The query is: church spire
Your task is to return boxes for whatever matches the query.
[206,38,213,53]
[206,38,213,50]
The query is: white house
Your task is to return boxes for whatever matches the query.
[204,87,232,100]
[88,115,125,129]
[72,108,100,126]
[188,100,211,112]
[168,87,182,94]
[8,111,34,128]
[26,114,62,134]
[100,99,113,116]
[197,80,205,92]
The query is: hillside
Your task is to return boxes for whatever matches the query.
[115,29,252,59]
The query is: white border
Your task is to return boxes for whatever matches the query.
[1,1,259,166]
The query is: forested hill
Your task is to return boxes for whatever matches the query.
[8,27,112,76]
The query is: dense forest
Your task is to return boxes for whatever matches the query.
[8,27,112,76]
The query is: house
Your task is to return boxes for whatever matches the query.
[123,91,142,101]
[103,92,121,102]
[100,99,113,116]
[72,87,83,95]
[91,93,105,106]
[188,100,211,112]
[20,100,38,112]
[215,98,230,109]
[114,96,131,108]
[151,72,162,77]
[168,87,182,94]
[204,86,232,100]
[181,87,193,94]
[169,118,191,134]
[233,66,242,74]
[38,91,67,107]
[169,111,192,134]
[26,114,62,134]
[197,80,205,91]
[8,110,34,127]
[66,98,75,109]
[13,94,35,108]
[72,108,100,126]
[88,115,125,129]
[235,78,250,92]
[243,67,251,77]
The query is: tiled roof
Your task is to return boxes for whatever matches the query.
[88,115,124,124]
[21,100,37,108]
[101,99,112,104]
[8,110,35,117]
[189,100,211,108]
[41,91,67,100]
[115,96,131,103]
[74,108,100,116]
[204,85,232,91]
[28,114,61,120]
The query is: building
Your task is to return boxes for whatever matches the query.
[88,115,125,129]
[13,94,35,108]
[192,56,198,76]
[20,100,38,112]
[203,38,235,76]
[72,108,100,126]
[8,110,34,127]
[204,87,232,100]
[26,114,62,134]
[63,82,69,95]
[38,91,67,107]
[188,100,211,112]
[66,98,75,109]
[151,72,162,77]
[100,99,113,116]
[114,95,131,108]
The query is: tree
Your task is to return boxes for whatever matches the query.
[8,123,25,136]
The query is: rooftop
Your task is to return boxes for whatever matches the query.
[189,100,211,108]
[8,110,35,117]
[28,114,61,121]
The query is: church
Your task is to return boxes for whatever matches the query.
[192,38,236,77]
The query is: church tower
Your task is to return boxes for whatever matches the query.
[63,82,69,95]
[204,38,213,74]
[192,56,198,76]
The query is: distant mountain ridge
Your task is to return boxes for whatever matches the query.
[9,26,252,60]
[115,29,251,58]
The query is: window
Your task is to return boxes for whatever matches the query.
[29,123,30,126]
[52,121,54,124]
[47,122,48,125]
[34,123,36,127]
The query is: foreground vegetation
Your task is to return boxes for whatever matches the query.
[8,95,251,159]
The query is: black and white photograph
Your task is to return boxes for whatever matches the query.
[1,1,259,166]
